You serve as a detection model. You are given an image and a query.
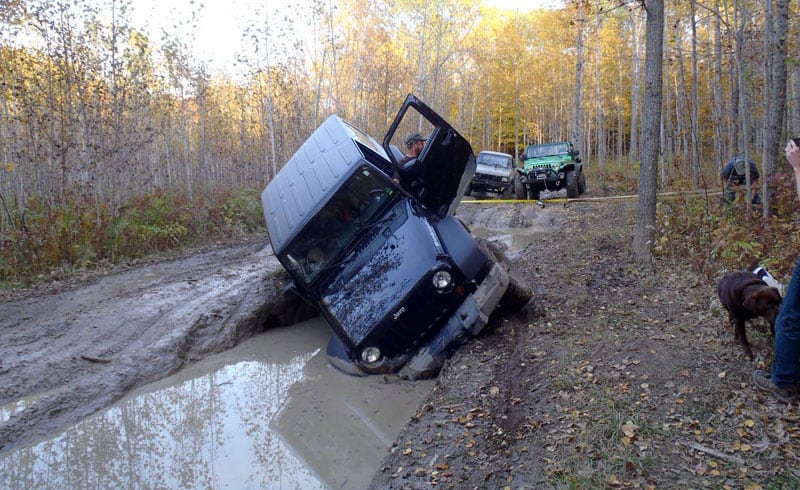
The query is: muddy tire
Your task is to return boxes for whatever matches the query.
[577,170,586,194]
[477,239,533,313]
[513,173,527,200]
[566,170,579,198]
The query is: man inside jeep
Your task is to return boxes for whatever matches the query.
[393,132,427,186]
[402,132,426,161]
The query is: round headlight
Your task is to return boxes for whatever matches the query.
[432,269,453,291]
[501,177,509,182]
[361,346,381,364]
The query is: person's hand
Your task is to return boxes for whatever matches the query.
[785,139,800,171]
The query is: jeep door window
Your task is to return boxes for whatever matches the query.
[383,95,476,218]
[281,165,397,285]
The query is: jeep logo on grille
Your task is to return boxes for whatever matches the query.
[392,306,406,320]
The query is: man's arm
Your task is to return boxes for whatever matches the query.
[750,161,760,181]
[720,161,733,184]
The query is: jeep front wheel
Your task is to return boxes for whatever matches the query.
[578,170,586,194]
[477,238,533,313]
[566,170,579,198]
[513,173,527,200]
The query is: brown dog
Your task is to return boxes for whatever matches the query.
[717,271,782,359]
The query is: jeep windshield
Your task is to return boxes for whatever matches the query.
[477,153,512,168]
[525,143,569,158]
[281,165,398,285]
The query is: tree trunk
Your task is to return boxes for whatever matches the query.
[571,1,586,160]
[734,0,752,225]
[629,10,643,165]
[711,0,725,175]
[595,8,605,173]
[792,67,800,137]
[633,0,664,263]
[792,67,800,138]
[762,0,788,219]
[674,20,690,169]
[689,0,700,187]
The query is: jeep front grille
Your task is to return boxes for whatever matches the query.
[480,175,505,183]
[373,284,456,359]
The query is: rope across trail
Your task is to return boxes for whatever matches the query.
[461,189,724,205]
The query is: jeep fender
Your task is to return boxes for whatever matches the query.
[561,163,576,173]
[397,260,509,380]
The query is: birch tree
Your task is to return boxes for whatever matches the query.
[571,0,587,161]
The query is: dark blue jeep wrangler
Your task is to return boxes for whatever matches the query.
[261,95,531,379]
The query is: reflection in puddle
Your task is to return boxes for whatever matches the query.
[0,319,434,489]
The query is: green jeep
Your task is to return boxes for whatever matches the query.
[513,141,586,200]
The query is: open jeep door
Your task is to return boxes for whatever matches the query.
[383,94,475,218]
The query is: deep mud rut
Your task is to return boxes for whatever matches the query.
[0,241,296,453]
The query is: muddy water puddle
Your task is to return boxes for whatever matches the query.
[470,225,549,252]
[0,319,434,489]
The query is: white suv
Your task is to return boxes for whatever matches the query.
[467,151,514,198]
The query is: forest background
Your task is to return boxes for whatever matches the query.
[0,0,798,287]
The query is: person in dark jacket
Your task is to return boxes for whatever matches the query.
[721,155,760,204]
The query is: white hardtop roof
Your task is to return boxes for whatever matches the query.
[478,150,512,158]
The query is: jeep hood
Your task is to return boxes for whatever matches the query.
[475,163,511,178]
[320,210,439,346]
